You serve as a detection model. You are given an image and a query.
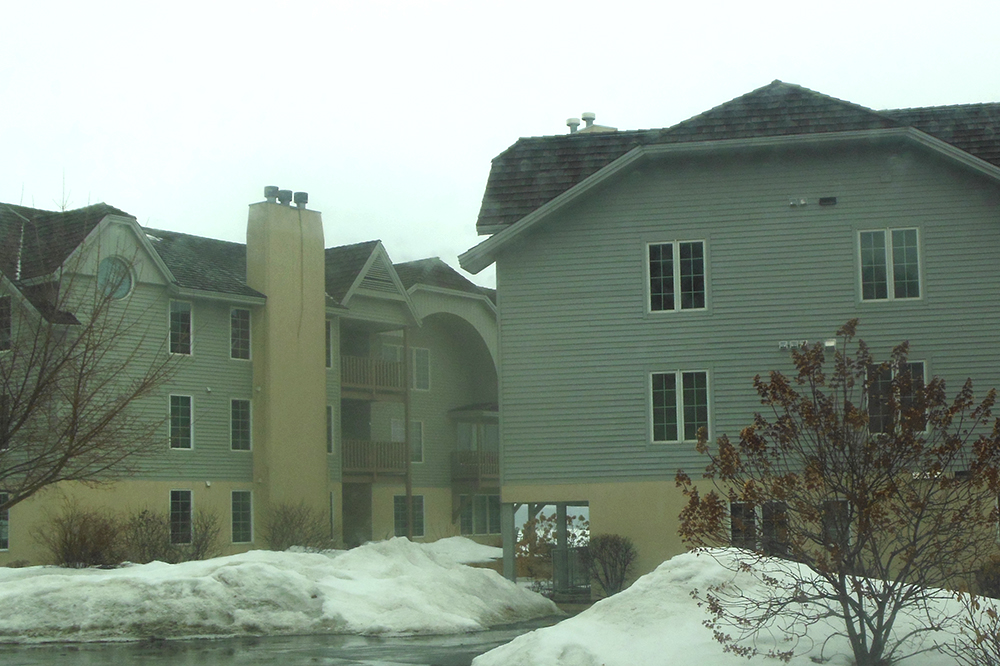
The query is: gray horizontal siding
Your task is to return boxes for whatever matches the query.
[498,144,1000,484]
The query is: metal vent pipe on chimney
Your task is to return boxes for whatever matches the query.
[582,112,595,128]
[277,189,293,206]
[264,186,279,203]
[567,117,581,133]
[294,192,308,209]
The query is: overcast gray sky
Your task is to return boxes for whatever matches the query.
[3,0,999,288]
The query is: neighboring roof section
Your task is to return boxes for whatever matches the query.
[0,203,132,280]
[476,81,1000,233]
[394,257,487,297]
[143,228,264,299]
[324,240,381,304]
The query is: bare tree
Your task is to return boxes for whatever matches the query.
[676,320,1000,665]
[0,205,176,515]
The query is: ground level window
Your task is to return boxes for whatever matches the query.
[0,492,8,549]
[730,501,789,557]
[730,502,756,550]
[170,490,192,544]
[822,499,850,550]
[231,491,252,543]
[461,494,501,535]
[393,495,424,537]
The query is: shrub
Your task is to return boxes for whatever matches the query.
[120,508,221,563]
[584,533,638,597]
[262,501,335,551]
[34,505,123,567]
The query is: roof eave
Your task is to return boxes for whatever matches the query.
[460,127,1000,274]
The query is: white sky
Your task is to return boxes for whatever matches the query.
[3,0,999,288]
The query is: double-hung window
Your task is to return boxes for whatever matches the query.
[169,301,192,355]
[231,491,252,543]
[868,361,925,434]
[648,241,706,312]
[325,320,333,369]
[0,295,11,351]
[0,492,8,550]
[393,495,425,537]
[822,499,851,550]
[651,371,709,442]
[231,309,250,360]
[326,405,334,453]
[860,229,920,301]
[170,490,192,544]
[460,494,501,535]
[730,501,790,556]
[231,399,251,450]
[170,395,193,449]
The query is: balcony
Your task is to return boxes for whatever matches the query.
[451,450,499,485]
[342,439,408,479]
[341,356,405,399]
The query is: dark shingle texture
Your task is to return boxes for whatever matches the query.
[325,241,380,304]
[478,81,1000,232]
[143,228,264,299]
[0,203,131,280]
[394,257,485,296]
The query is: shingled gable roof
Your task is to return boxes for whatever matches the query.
[0,203,132,281]
[324,240,381,304]
[476,81,1000,234]
[393,257,487,297]
[142,228,264,299]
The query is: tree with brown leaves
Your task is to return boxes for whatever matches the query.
[676,320,1000,665]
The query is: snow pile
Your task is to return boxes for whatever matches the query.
[421,536,502,564]
[474,549,968,666]
[0,537,556,643]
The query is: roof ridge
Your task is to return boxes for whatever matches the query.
[882,101,1000,112]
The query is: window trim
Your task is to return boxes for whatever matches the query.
[231,490,253,544]
[170,489,193,545]
[393,494,425,538]
[230,398,252,451]
[412,347,431,391]
[169,394,194,450]
[0,491,9,550]
[649,369,710,444]
[867,360,927,434]
[646,240,708,314]
[97,256,134,301]
[325,320,333,369]
[326,404,334,454]
[169,300,193,356]
[0,295,12,352]
[230,308,251,361]
[858,228,922,302]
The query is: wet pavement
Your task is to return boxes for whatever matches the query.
[0,615,565,666]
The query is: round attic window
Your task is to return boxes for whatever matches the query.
[97,257,133,300]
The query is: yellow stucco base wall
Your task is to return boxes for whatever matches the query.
[1,480,257,566]
[503,479,709,578]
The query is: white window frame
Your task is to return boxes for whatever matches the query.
[394,494,425,537]
[170,489,193,545]
[230,398,252,451]
[230,308,251,360]
[169,394,193,449]
[231,490,253,544]
[867,360,926,434]
[646,240,707,313]
[858,228,922,302]
[650,370,710,443]
[169,300,193,355]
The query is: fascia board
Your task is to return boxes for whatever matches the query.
[459,128,1000,274]
[406,283,498,316]
[168,286,266,305]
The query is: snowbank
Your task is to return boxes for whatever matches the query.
[0,537,556,643]
[474,549,967,666]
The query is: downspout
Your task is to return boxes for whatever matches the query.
[404,326,413,539]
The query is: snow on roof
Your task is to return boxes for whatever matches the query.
[0,537,553,643]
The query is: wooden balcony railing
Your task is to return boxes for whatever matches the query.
[451,450,500,483]
[342,439,408,477]
[341,356,405,394]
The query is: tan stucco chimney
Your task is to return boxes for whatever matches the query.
[246,188,328,519]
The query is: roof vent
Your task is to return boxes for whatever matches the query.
[264,185,279,203]
[294,191,308,209]
[277,189,293,206]
[567,117,581,133]
[582,112,596,128]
